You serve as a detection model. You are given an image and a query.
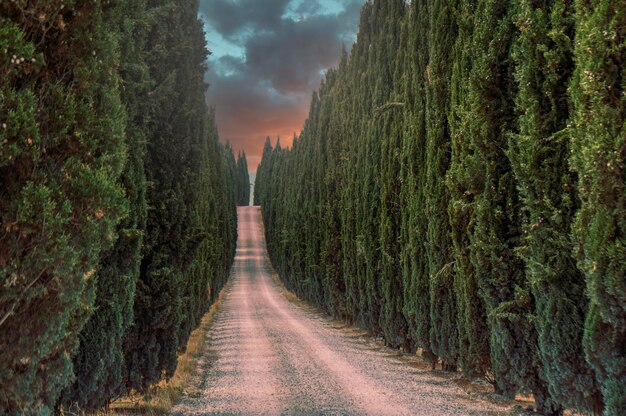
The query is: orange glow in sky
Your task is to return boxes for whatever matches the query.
[213,102,307,171]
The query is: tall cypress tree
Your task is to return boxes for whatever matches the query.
[358,5,379,330]
[509,0,602,412]
[253,137,273,206]
[340,6,372,328]
[122,0,233,393]
[124,1,187,391]
[462,0,531,400]
[236,151,250,206]
[377,0,409,349]
[61,1,150,410]
[356,1,383,332]
[0,2,127,413]
[425,0,458,370]
[570,1,626,414]
[463,3,558,410]
[447,0,491,378]
[339,58,363,324]
[185,110,237,343]
[303,80,323,306]
[319,68,347,317]
[400,0,436,363]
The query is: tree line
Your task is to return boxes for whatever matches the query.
[235,150,251,206]
[0,1,248,413]
[255,0,625,414]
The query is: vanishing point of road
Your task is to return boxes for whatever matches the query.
[170,206,515,416]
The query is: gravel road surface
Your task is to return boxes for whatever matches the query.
[170,206,516,416]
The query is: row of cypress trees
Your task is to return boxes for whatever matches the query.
[0,1,239,414]
[255,1,625,414]
[235,151,251,206]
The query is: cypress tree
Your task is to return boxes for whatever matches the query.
[291,134,309,297]
[425,0,458,370]
[123,1,188,390]
[302,85,326,306]
[61,1,150,410]
[185,110,237,342]
[462,0,529,399]
[570,1,626,414]
[353,2,380,332]
[236,151,250,206]
[340,7,372,327]
[377,0,409,349]
[400,0,437,363]
[446,0,491,378]
[509,0,602,412]
[122,0,237,393]
[339,59,363,324]
[0,2,127,413]
[260,137,285,273]
[253,137,273,206]
[319,68,347,317]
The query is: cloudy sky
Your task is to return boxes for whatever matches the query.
[198,0,365,171]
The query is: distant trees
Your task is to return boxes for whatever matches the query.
[0,1,237,414]
[256,0,625,414]
[235,151,251,206]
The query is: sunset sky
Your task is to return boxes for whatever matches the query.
[198,0,365,171]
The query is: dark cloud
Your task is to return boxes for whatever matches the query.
[289,0,324,16]
[199,0,291,40]
[244,4,362,94]
[199,0,365,171]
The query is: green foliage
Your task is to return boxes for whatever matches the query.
[0,0,237,413]
[509,0,602,413]
[446,0,491,378]
[236,151,251,206]
[425,0,458,370]
[400,0,436,362]
[253,137,273,206]
[60,1,150,410]
[320,62,347,318]
[457,0,546,403]
[0,2,127,413]
[377,0,409,349]
[122,0,237,395]
[2,0,622,413]
[466,0,525,397]
[570,1,626,414]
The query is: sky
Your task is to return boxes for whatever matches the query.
[198,0,366,171]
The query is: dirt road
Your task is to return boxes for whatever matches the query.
[170,206,515,416]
